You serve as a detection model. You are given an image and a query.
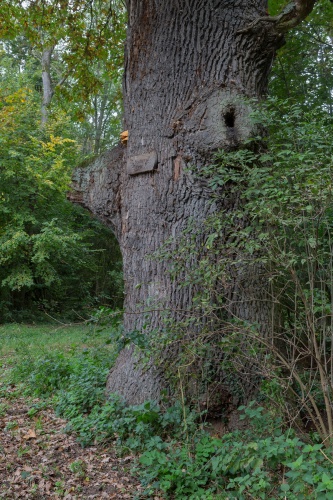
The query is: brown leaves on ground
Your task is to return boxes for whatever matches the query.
[0,392,142,499]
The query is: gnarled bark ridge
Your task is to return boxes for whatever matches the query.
[68,145,124,240]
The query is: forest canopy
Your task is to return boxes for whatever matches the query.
[0,0,126,321]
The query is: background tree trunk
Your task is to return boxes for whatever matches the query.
[70,0,313,405]
[41,47,54,125]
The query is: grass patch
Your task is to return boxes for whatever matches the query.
[0,322,116,398]
[0,323,93,360]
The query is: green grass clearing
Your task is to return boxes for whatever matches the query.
[0,323,104,362]
[0,322,117,400]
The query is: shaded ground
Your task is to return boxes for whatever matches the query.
[0,390,142,499]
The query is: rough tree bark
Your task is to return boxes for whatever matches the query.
[69,0,317,405]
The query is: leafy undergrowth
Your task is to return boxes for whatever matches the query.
[2,323,333,499]
[0,323,142,499]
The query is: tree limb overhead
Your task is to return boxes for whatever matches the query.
[239,0,317,34]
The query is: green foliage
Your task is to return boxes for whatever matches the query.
[0,0,126,151]
[55,355,111,417]
[4,323,116,399]
[58,385,195,449]
[4,323,333,498]
[0,3,125,320]
[269,0,333,110]
[11,356,333,499]
[151,98,333,446]
[137,404,333,499]
[9,341,115,398]
[11,352,74,396]
[0,72,123,320]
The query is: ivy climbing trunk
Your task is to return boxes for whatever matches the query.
[69,0,316,405]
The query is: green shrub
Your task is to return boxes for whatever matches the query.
[10,351,73,396]
[60,395,195,449]
[137,405,333,499]
[56,360,110,419]
[8,337,116,399]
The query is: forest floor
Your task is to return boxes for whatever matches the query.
[0,324,143,499]
[0,392,142,499]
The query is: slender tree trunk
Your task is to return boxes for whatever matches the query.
[41,47,54,126]
[93,84,109,154]
[69,0,316,405]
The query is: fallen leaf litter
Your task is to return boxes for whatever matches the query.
[0,392,142,499]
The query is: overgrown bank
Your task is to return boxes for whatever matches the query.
[2,323,333,499]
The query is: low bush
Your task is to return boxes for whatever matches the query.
[10,351,73,396]
[137,405,333,499]
[60,397,196,449]
[7,333,116,398]
[55,345,116,416]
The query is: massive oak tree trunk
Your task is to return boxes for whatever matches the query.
[69,0,316,405]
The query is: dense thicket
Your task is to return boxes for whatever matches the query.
[270,0,333,110]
